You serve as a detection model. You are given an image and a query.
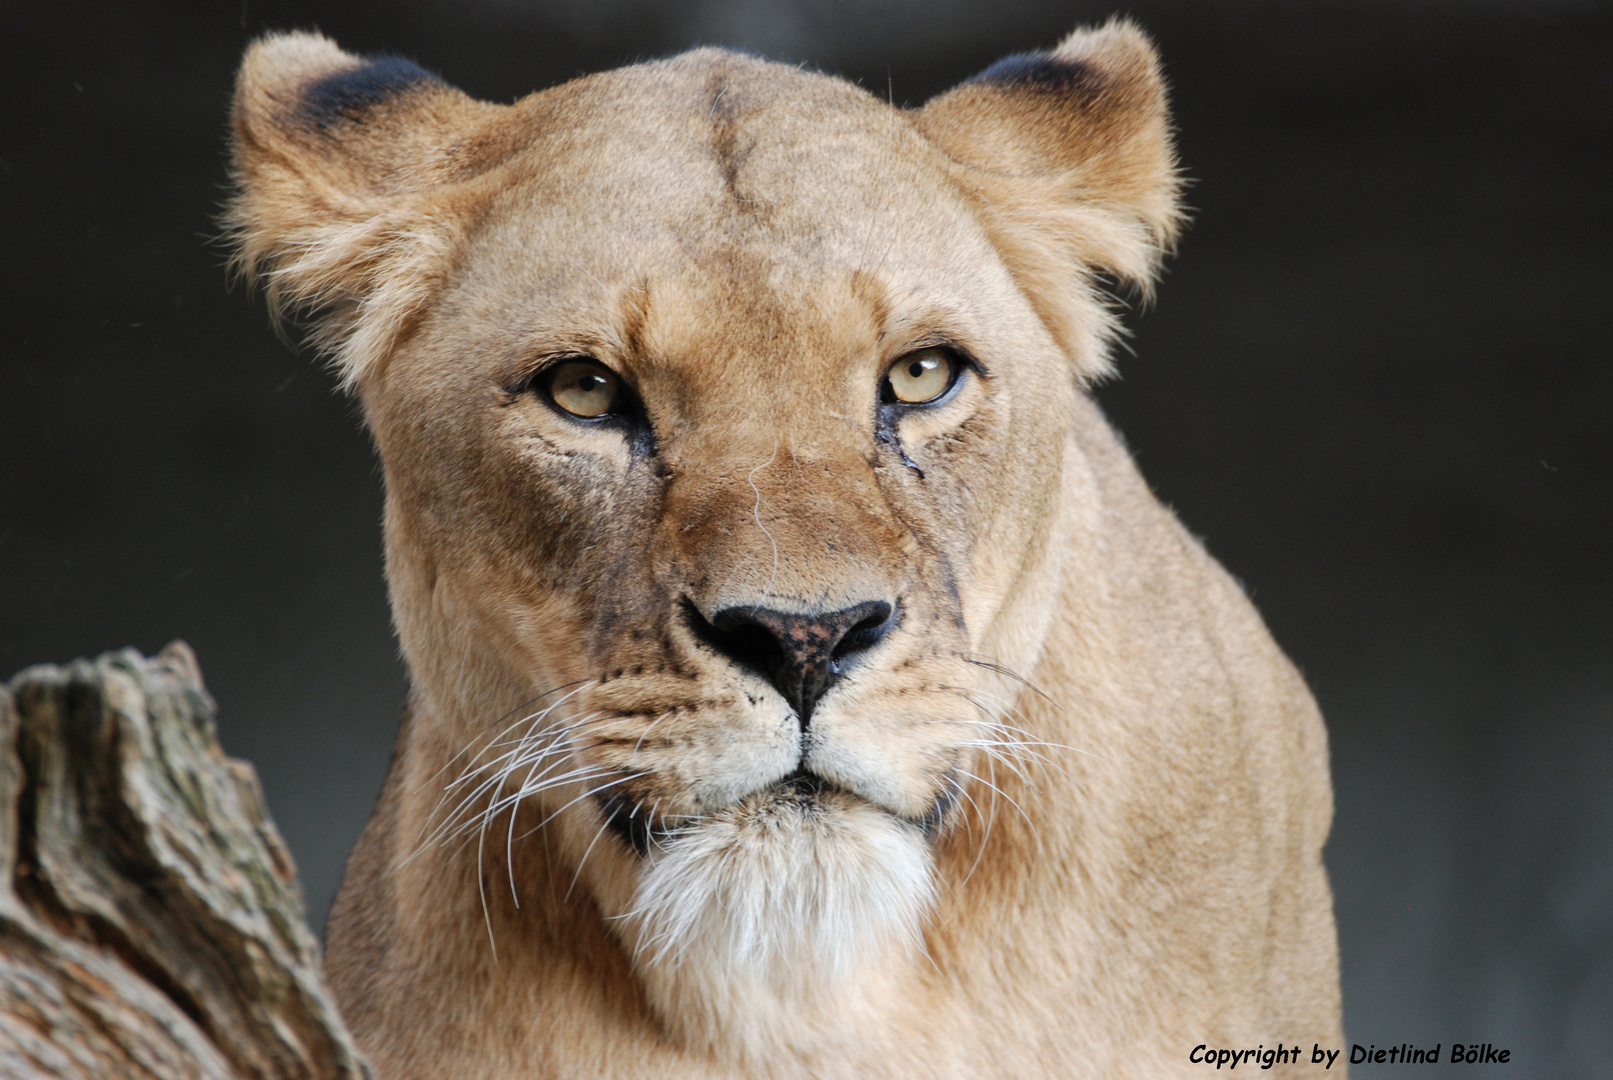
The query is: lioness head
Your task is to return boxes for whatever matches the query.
[229,22,1183,1059]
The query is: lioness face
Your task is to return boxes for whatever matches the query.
[370,57,1076,1012]
[230,26,1179,1053]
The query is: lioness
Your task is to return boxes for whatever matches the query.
[227,20,1342,1078]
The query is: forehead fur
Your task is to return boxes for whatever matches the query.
[467,51,991,280]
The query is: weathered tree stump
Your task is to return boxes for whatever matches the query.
[0,643,369,1079]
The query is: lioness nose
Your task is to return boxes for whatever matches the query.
[696,600,896,724]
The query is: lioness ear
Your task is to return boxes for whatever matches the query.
[226,32,503,390]
[913,19,1183,379]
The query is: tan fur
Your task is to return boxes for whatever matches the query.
[228,21,1342,1078]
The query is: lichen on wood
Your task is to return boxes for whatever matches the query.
[0,643,369,1079]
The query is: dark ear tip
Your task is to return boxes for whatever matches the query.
[966,51,1104,95]
[236,31,442,130]
[299,55,444,129]
[936,19,1162,111]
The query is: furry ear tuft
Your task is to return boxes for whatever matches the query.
[914,19,1184,380]
[225,32,498,390]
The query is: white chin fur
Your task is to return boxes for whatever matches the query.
[623,786,935,1059]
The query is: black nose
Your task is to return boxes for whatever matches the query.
[689,600,897,724]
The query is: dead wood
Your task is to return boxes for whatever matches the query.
[0,643,369,1080]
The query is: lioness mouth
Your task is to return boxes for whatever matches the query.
[595,770,838,856]
[597,768,956,856]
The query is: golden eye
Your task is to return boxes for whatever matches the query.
[547,360,620,418]
[884,348,955,405]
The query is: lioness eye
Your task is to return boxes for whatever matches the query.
[547,360,620,418]
[884,348,955,405]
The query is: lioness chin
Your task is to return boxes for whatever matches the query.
[227,18,1343,1079]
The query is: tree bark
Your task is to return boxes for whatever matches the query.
[0,643,369,1079]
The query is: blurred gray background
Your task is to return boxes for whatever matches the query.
[3,1,1609,1074]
